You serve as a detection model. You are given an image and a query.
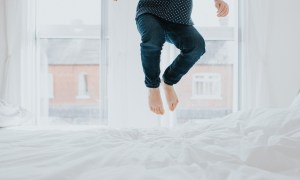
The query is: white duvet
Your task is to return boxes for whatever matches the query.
[0,108,300,180]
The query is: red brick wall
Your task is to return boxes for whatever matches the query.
[49,65,100,106]
[49,64,232,109]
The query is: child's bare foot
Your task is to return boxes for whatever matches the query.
[148,88,165,115]
[163,83,179,111]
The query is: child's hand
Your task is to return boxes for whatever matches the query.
[215,0,229,17]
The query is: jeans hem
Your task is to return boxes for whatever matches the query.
[162,76,175,86]
[145,83,160,88]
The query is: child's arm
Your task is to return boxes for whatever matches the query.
[215,0,229,17]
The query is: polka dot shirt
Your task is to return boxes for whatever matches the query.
[136,0,193,25]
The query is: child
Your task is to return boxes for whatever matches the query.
[134,0,229,115]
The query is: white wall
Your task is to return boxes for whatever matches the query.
[241,0,300,109]
[266,0,300,107]
[108,1,161,128]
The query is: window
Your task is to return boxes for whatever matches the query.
[28,0,236,127]
[36,0,107,125]
[192,73,222,99]
[172,0,238,124]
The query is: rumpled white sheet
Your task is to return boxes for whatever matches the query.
[0,108,300,180]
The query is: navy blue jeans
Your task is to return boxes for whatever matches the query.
[136,14,206,88]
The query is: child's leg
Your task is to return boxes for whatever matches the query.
[136,14,166,88]
[136,14,166,115]
[163,24,206,86]
[160,24,205,111]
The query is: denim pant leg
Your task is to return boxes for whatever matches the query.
[136,14,166,88]
[162,23,206,86]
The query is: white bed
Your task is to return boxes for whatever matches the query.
[0,108,300,180]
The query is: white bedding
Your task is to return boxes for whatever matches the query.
[0,108,300,180]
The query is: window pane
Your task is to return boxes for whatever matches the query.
[176,41,234,124]
[37,0,103,125]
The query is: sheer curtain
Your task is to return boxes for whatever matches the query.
[0,0,35,126]
[240,0,300,109]
[0,0,6,98]
[0,0,27,104]
[108,0,160,128]
[240,0,272,109]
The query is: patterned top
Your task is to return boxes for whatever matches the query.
[136,0,193,25]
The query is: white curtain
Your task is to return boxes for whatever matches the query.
[0,0,23,104]
[108,0,162,128]
[0,0,35,126]
[0,0,6,98]
[241,0,300,109]
[0,0,8,100]
[0,0,36,110]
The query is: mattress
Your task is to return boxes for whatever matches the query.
[0,108,300,180]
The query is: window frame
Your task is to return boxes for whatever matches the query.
[165,1,239,125]
[27,0,109,125]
